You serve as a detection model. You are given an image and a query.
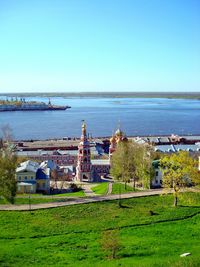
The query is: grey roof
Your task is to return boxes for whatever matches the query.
[158,137,170,143]
[155,145,176,153]
[174,144,200,152]
[181,136,200,141]
[155,144,200,153]
[148,137,160,143]
[39,160,57,170]
[133,137,146,144]
[16,148,99,157]
[16,160,40,173]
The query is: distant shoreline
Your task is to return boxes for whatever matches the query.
[1,92,200,100]
[13,134,200,142]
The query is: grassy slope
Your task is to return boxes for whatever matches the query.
[91,183,109,195]
[111,183,138,194]
[0,193,200,267]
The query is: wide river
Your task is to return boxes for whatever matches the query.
[0,96,199,140]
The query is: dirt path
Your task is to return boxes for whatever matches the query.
[0,189,163,211]
[82,184,97,197]
[107,182,113,195]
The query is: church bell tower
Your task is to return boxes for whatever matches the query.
[76,121,92,182]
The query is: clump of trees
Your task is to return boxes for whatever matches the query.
[0,125,17,204]
[110,141,155,190]
[160,151,200,207]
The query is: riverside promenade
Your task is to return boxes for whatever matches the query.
[0,189,163,211]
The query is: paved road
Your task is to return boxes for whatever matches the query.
[0,189,163,211]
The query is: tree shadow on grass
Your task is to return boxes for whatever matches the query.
[118,204,133,209]
[120,251,154,258]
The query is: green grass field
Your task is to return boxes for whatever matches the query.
[15,191,85,198]
[0,193,200,267]
[111,183,138,194]
[48,190,85,197]
[91,183,109,195]
[0,190,85,205]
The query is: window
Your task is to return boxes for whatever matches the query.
[43,183,45,188]
[155,171,159,176]
[18,176,21,180]
[160,180,162,184]
[24,176,27,180]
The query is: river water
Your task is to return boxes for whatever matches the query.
[0,96,199,140]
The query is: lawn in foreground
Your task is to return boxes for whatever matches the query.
[0,193,200,267]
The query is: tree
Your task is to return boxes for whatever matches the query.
[110,141,155,190]
[110,141,136,189]
[0,144,17,204]
[101,229,121,259]
[0,125,17,204]
[1,124,13,143]
[51,169,59,190]
[134,143,155,189]
[160,151,200,207]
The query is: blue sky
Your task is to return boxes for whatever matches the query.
[0,0,199,93]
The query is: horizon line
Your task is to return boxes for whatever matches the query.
[1,91,200,94]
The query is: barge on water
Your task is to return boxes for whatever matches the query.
[0,98,71,111]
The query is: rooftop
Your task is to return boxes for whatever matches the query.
[155,144,200,153]
[16,160,40,173]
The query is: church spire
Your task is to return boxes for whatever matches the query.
[81,120,87,141]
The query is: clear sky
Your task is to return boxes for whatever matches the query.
[0,0,199,93]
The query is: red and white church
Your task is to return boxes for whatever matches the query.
[75,121,110,182]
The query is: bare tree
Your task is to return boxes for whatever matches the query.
[1,124,13,143]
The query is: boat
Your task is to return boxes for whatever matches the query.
[0,98,71,111]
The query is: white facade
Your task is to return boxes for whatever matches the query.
[151,168,163,188]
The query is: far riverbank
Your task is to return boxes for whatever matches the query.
[1,92,200,100]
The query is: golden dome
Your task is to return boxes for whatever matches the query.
[81,121,87,136]
[115,128,123,136]
[82,121,86,129]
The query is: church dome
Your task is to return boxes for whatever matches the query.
[115,128,123,137]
